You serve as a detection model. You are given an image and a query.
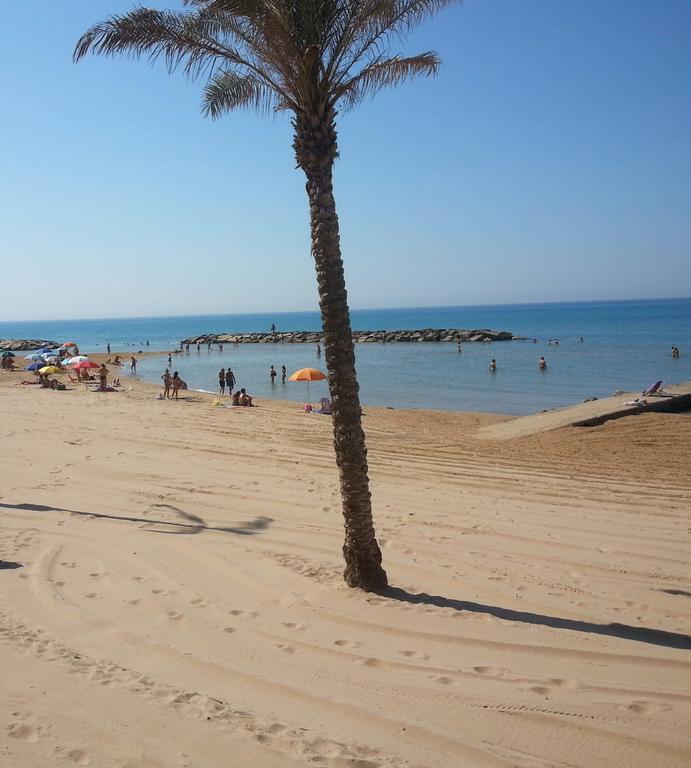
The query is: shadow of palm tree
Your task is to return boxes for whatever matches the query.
[380,586,691,650]
[0,502,271,537]
[0,561,22,570]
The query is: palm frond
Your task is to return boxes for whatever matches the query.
[335,51,440,109]
[202,69,280,116]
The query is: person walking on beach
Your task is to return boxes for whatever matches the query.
[538,356,547,370]
[219,368,226,394]
[489,359,497,372]
[281,364,286,384]
[316,343,321,359]
[225,367,235,393]
[171,371,182,400]
[161,369,171,398]
[130,356,137,374]
[270,365,277,385]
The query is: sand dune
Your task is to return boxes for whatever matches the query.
[1,374,690,767]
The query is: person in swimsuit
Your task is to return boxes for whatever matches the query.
[219,368,226,395]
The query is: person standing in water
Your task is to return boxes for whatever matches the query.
[225,367,235,393]
[130,356,137,374]
[219,368,226,395]
[270,365,277,384]
[316,343,321,359]
[538,356,547,370]
[281,364,286,384]
[107,343,111,355]
[489,359,497,371]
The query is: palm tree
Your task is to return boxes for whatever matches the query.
[75,0,458,591]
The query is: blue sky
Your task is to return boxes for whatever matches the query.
[1,0,690,320]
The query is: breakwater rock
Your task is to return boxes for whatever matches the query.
[181,329,523,345]
[0,338,58,351]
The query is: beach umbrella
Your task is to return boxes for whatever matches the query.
[65,355,90,364]
[26,362,44,371]
[63,342,78,348]
[38,366,64,375]
[25,353,45,360]
[2,351,16,358]
[71,360,99,370]
[288,368,327,406]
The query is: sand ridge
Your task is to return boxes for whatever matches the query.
[1,372,690,767]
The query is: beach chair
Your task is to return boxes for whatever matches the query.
[642,380,663,396]
[317,397,333,414]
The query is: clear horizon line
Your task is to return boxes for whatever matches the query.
[1,294,690,325]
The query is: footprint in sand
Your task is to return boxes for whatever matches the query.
[88,572,106,580]
[277,643,296,653]
[66,749,91,766]
[620,700,673,715]
[334,639,360,648]
[55,580,66,587]
[229,609,258,618]
[222,627,236,634]
[84,592,99,599]
[190,597,208,607]
[127,598,142,606]
[61,562,78,569]
[473,666,508,678]
[431,675,454,686]
[398,649,430,660]
[165,611,184,621]
[282,622,306,631]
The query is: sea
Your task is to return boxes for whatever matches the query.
[2,299,690,415]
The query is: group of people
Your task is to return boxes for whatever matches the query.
[269,365,287,384]
[488,356,548,371]
[160,369,186,400]
[215,366,254,405]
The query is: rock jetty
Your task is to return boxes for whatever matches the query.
[0,338,58,351]
[181,329,522,345]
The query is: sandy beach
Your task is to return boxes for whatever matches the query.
[1,366,690,768]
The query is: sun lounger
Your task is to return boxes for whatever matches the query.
[642,380,663,396]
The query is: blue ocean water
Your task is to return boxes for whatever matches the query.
[2,299,690,415]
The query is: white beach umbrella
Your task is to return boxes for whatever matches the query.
[24,353,44,360]
[65,355,90,364]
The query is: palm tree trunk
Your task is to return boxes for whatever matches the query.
[294,109,388,592]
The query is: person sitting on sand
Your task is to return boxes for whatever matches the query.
[538,356,547,370]
[239,388,253,407]
[113,355,121,365]
[99,363,108,392]
[112,377,121,388]
[231,390,241,406]
[171,371,182,400]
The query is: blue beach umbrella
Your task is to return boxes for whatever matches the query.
[26,362,44,371]
[25,353,44,360]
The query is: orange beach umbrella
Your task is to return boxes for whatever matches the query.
[288,368,327,406]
